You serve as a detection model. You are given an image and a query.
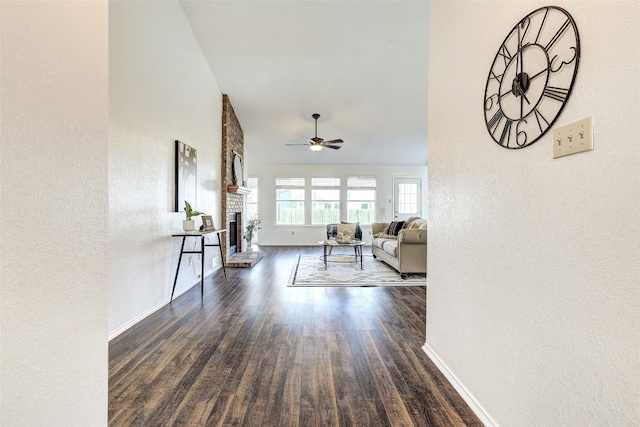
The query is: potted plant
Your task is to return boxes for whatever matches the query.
[244,216,262,251]
[183,200,203,232]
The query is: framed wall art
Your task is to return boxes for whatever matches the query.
[201,215,215,231]
[175,140,197,212]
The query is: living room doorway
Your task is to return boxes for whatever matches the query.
[393,177,422,220]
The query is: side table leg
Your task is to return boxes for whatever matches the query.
[171,236,187,303]
[324,245,328,270]
[200,236,205,302]
[217,232,227,279]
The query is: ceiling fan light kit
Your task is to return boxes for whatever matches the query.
[286,113,344,152]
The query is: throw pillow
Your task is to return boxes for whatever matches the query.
[337,223,356,241]
[341,221,362,240]
[386,221,405,236]
[403,216,421,229]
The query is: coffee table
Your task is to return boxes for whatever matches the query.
[319,240,365,270]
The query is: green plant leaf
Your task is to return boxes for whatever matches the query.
[184,200,203,219]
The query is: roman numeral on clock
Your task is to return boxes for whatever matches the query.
[533,108,550,132]
[487,108,504,133]
[498,45,512,68]
[543,86,569,102]
[489,70,504,83]
[498,119,512,147]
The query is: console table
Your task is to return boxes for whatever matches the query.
[171,229,226,303]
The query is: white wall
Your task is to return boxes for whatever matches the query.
[109,1,223,337]
[248,164,427,246]
[425,1,640,426]
[0,1,108,424]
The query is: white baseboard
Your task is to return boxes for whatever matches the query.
[422,343,498,427]
[108,267,219,341]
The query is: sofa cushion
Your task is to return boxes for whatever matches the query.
[372,236,395,249]
[382,239,398,257]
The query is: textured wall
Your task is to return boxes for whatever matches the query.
[0,1,109,424]
[109,1,222,336]
[426,1,640,425]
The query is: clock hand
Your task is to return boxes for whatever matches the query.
[529,67,548,81]
[517,24,523,76]
[520,86,524,118]
[514,80,531,104]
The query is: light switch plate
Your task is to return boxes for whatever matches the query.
[553,116,594,159]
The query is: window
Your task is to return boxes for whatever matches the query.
[276,178,305,224]
[347,176,376,224]
[246,177,258,220]
[398,182,418,214]
[311,178,340,224]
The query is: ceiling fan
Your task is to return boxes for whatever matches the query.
[286,113,343,152]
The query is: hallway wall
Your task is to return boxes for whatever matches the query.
[0,1,109,424]
[109,1,223,336]
[426,2,640,425]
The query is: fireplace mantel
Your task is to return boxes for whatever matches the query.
[227,185,251,195]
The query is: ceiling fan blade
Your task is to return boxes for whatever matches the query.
[324,145,342,150]
[286,143,310,146]
[303,137,324,143]
[323,139,343,144]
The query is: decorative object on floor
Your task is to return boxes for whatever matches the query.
[227,250,264,268]
[244,216,262,251]
[175,140,197,211]
[182,200,203,232]
[288,254,426,287]
[483,6,580,149]
[201,215,215,231]
[285,113,344,152]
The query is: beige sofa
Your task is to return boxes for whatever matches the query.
[371,218,427,279]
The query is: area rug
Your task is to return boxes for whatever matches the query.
[288,254,426,287]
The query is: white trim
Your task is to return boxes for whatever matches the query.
[108,267,219,340]
[422,342,498,427]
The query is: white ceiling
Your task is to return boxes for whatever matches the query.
[180,0,430,165]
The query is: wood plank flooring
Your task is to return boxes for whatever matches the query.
[109,246,482,426]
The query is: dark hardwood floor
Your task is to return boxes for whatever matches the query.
[109,246,481,426]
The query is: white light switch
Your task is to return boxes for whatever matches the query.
[553,116,593,159]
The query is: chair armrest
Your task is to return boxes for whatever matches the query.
[372,223,388,235]
[398,228,426,244]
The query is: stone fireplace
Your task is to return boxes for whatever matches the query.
[220,94,262,268]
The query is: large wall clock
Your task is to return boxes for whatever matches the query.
[484,6,580,149]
